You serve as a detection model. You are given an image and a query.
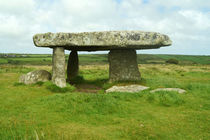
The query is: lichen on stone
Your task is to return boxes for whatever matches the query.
[33,31,172,51]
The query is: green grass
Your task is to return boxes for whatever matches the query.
[156,54,210,65]
[45,82,76,93]
[0,63,210,139]
[0,65,210,140]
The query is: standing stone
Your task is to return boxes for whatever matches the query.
[52,47,66,87]
[108,49,140,82]
[67,50,79,81]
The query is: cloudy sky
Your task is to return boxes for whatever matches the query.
[0,0,209,55]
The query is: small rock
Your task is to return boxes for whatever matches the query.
[19,70,51,84]
[150,88,186,94]
[106,85,149,93]
[140,124,144,127]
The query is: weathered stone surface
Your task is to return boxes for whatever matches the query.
[150,88,186,94]
[109,49,140,82]
[33,31,172,51]
[19,70,51,84]
[67,50,79,81]
[106,85,149,93]
[52,47,66,87]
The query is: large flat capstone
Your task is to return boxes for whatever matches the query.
[33,31,172,51]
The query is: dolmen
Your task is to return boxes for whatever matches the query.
[33,31,172,87]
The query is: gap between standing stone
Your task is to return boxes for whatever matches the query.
[67,50,79,82]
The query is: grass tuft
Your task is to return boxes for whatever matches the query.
[69,75,85,84]
[13,82,25,86]
[146,91,185,106]
[34,81,44,86]
[44,82,76,93]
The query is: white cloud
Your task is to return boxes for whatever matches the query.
[0,0,35,15]
[152,0,210,10]
[0,0,209,55]
[178,10,210,30]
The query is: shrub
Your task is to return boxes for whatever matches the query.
[7,59,20,65]
[166,59,179,64]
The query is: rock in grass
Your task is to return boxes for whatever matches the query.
[106,85,149,93]
[19,70,51,84]
[150,88,186,94]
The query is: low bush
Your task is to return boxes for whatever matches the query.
[166,58,179,64]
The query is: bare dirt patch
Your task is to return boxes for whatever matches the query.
[75,84,102,93]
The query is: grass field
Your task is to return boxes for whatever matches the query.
[0,54,210,139]
[0,53,209,65]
